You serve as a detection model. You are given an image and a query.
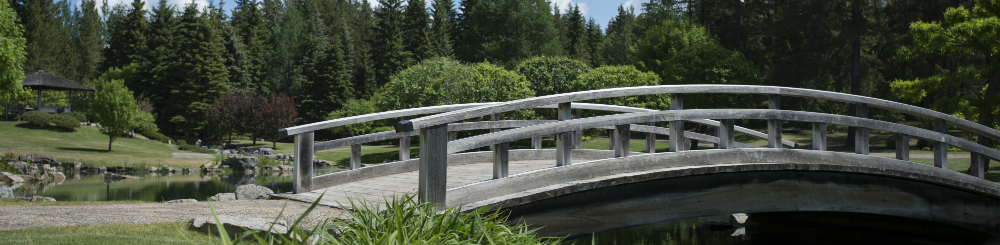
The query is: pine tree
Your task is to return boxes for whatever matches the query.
[586,18,604,66]
[231,0,271,92]
[135,0,176,101]
[403,0,434,61]
[602,5,636,66]
[266,0,306,94]
[350,0,377,98]
[74,0,103,81]
[101,0,146,71]
[457,0,560,67]
[373,0,412,86]
[430,0,455,58]
[566,4,590,65]
[15,0,77,79]
[552,5,568,54]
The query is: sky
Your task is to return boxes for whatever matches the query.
[79,0,643,31]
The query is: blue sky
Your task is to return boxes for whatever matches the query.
[82,0,641,31]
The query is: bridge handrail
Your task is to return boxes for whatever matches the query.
[395,85,1000,143]
[446,109,1000,161]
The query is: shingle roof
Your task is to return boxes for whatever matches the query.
[22,70,96,92]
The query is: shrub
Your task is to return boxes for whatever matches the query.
[138,127,171,142]
[60,111,87,122]
[21,111,50,127]
[0,161,21,175]
[49,114,80,131]
[177,141,216,154]
[514,56,591,96]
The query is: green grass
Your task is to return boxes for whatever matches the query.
[0,121,180,158]
[0,199,151,206]
[0,222,222,245]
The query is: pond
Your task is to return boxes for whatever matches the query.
[8,167,342,202]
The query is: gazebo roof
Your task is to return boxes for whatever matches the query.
[22,70,96,92]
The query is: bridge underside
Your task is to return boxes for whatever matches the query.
[506,170,1000,238]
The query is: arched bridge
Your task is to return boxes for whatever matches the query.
[275,85,1000,238]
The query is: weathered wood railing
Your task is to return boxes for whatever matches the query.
[280,101,791,193]
[385,85,1000,208]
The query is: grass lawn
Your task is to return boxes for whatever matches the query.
[0,222,221,245]
[0,121,212,168]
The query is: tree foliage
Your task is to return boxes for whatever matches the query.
[573,65,667,112]
[0,0,26,102]
[89,69,140,151]
[514,56,590,96]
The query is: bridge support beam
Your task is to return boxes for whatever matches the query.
[607,129,614,150]
[718,119,735,149]
[400,116,410,161]
[490,114,499,150]
[556,102,573,166]
[971,153,985,178]
[293,132,314,193]
[493,142,509,179]
[532,136,542,149]
[812,123,827,151]
[934,119,948,169]
[855,104,869,155]
[896,134,909,161]
[574,109,583,149]
[669,94,685,152]
[419,124,448,208]
[647,122,656,153]
[350,144,362,170]
[614,124,631,157]
[768,95,782,148]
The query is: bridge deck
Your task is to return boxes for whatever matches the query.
[274,159,587,209]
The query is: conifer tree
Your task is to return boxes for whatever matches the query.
[403,0,434,61]
[602,5,637,66]
[552,5,568,53]
[566,4,590,64]
[15,0,76,79]
[101,0,146,71]
[457,0,560,67]
[586,18,604,66]
[75,0,103,81]
[135,0,176,100]
[350,0,377,98]
[231,0,271,92]
[373,0,412,86]
[430,0,455,58]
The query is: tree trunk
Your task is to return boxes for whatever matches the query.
[108,135,113,152]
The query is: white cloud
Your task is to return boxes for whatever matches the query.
[623,0,641,12]
[550,0,586,16]
[86,0,211,16]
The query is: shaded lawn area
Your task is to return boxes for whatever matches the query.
[0,222,221,245]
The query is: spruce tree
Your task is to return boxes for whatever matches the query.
[552,5,568,54]
[566,4,590,64]
[586,18,604,66]
[16,0,77,79]
[403,0,434,61]
[457,0,560,67]
[74,0,103,81]
[101,0,146,71]
[373,0,412,86]
[231,0,271,92]
[430,0,455,58]
[135,0,176,101]
[350,0,377,98]
[602,5,636,66]
[266,0,305,94]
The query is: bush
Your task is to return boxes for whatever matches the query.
[21,111,50,127]
[49,114,80,131]
[514,56,590,96]
[138,128,171,142]
[60,111,87,122]
[177,141,216,154]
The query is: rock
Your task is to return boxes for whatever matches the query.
[24,196,56,202]
[149,167,159,172]
[0,172,24,183]
[61,161,82,170]
[235,184,273,200]
[212,149,221,154]
[203,168,222,172]
[730,213,748,224]
[188,215,288,240]
[23,165,38,175]
[195,139,202,147]
[81,165,106,173]
[52,172,65,182]
[167,199,198,203]
[259,148,275,155]
[313,160,333,167]
[209,193,236,202]
[0,186,12,198]
[161,166,175,173]
[222,150,232,155]
[184,168,200,174]
[104,172,141,180]
[16,175,33,181]
[223,156,257,171]
[17,155,28,161]
[10,162,27,174]
[31,156,58,166]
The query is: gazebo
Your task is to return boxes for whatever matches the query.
[4,70,95,120]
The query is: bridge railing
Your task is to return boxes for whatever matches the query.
[279,101,790,193]
[389,85,1000,208]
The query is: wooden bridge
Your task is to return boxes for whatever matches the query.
[275,85,1000,237]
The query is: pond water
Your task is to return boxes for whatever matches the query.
[8,167,342,202]
[562,215,746,245]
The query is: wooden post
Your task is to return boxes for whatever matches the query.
[293,132,314,193]
[895,134,909,161]
[574,109,583,149]
[934,119,948,169]
[646,122,656,153]
[419,124,448,208]
[614,124,630,157]
[448,131,457,141]
[490,113,499,151]
[36,90,41,110]
[970,153,984,178]
[812,122,827,151]
[493,142,509,179]
[767,95,782,148]
[532,136,542,149]
[350,144,362,169]
[556,102,573,166]
[718,119,735,149]
[669,94,685,152]
[607,129,615,150]
[400,116,410,161]
[855,103,869,155]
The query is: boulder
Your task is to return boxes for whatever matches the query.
[730,213,749,224]
[31,156,58,166]
[259,148,275,155]
[313,160,334,167]
[209,193,236,202]
[52,172,65,182]
[104,172,141,180]
[161,166,175,173]
[0,172,24,183]
[24,196,56,202]
[184,168,200,174]
[17,154,28,161]
[235,184,273,200]
[149,167,159,172]
[0,186,12,198]
[223,156,257,171]
[23,165,38,175]
[61,161,82,171]
[167,199,198,203]
[10,162,27,174]
[81,165,106,173]
[188,215,289,240]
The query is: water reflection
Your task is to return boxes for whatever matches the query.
[10,166,342,202]
[563,215,747,245]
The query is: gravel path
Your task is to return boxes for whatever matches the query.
[0,200,348,231]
